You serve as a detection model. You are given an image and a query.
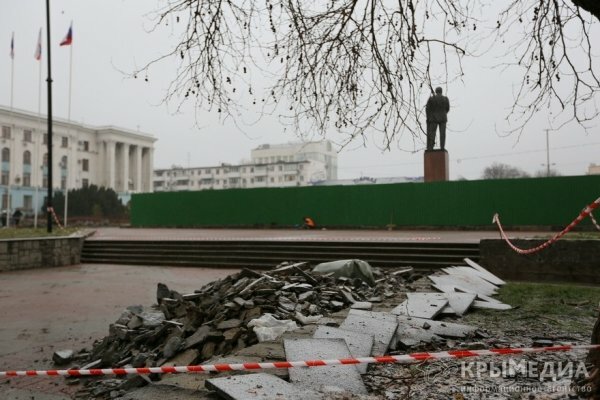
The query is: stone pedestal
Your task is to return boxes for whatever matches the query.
[424,150,449,182]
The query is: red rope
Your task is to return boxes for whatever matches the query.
[493,197,600,254]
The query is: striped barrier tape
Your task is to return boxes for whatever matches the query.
[47,207,64,230]
[1,344,598,378]
[493,196,600,255]
[590,212,600,231]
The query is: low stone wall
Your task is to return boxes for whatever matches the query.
[479,239,600,284]
[0,236,84,272]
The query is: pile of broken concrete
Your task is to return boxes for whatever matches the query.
[64,258,510,399]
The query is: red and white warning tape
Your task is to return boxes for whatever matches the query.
[47,207,64,230]
[1,344,598,378]
[493,196,600,255]
[590,212,600,231]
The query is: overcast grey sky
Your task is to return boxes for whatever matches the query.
[1,0,599,180]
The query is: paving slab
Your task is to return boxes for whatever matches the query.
[437,271,499,296]
[395,324,442,347]
[464,258,506,286]
[442,292,477,316]
[472,300,512,310]
[206,373,323,400]
[390,293,448,319]
[284,338,367,394]
[313,326,374,374]
[115,384,207,400]
[339,310,398,356]
[396,316,477,338]
[429,275,497,297]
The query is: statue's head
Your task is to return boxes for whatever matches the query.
[435,87,443,94]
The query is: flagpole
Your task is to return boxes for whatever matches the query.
[35,30,43,229]
[45,0,54,233]
[64,30,73,228]
[7,32,15,229]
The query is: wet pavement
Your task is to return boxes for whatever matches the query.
[0,264,236,398]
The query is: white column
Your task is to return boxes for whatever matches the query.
[135,145,142,192]
[97,141,105,186]
[148,148,154,192]
[107,141,116,190]
[122,143,129,192]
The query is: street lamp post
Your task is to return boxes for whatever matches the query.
[45,0,54,232]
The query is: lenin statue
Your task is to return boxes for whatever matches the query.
[426,87,450,151]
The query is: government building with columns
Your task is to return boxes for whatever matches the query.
[0,105,156,215]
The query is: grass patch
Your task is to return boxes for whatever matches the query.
[497,282,600,317]
[464,282,600,335]
[0,227,81,239]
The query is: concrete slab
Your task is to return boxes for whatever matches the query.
[116,384,206,400]
[284,338,367,394]
[339,310,398,356]
[396,316,477,338]
[394,324,442,347]
[429,275,497,297]
[313,325,374,374]
[472,300,512,310]
[438,270,499,296]
[390,293,448,319]
[464,258,506,286]
[206,373,323,400]
[443,292,477,316]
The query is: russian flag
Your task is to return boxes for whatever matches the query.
[60,24,72,46]
[10,32,14,59]
[34,28,42,60]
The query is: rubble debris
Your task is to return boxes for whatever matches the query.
[339,310,398,356]
[396,316,477,339]
[52,349,74,365]
[312,259,376,286]
[313,326,374,374]
[206,373,323,400]
[440,292,477,316]
[248,314,298,342]
[429,274,498,297]
[391,293,448,319]
[74,262,408,398]
[284,338,368,394]
[464,258,507,286]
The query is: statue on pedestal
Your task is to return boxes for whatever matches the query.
[426,87,450,151]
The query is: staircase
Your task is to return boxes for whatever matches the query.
[81,240,480,269]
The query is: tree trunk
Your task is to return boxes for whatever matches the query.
[571,0,600,21]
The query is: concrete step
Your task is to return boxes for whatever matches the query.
[81,239,480,269]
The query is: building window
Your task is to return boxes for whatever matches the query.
[83,141,89,151]
[82,178,89,188]
[23,151,31,165]
[61,156,68,170]
[42,175,48,188]
[1,148,9,162]
[23,173,31,187]
[23,195,33,211]
[61,137,68,148]
[23,130,32,142]
[2,126,10,139]
[270,177,274,183]
[1,193,8,209]
[1,171,8,185]
[43,153,48,166]
[82,159,89,171]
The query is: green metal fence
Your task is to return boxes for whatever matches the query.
[131,175,600,228]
